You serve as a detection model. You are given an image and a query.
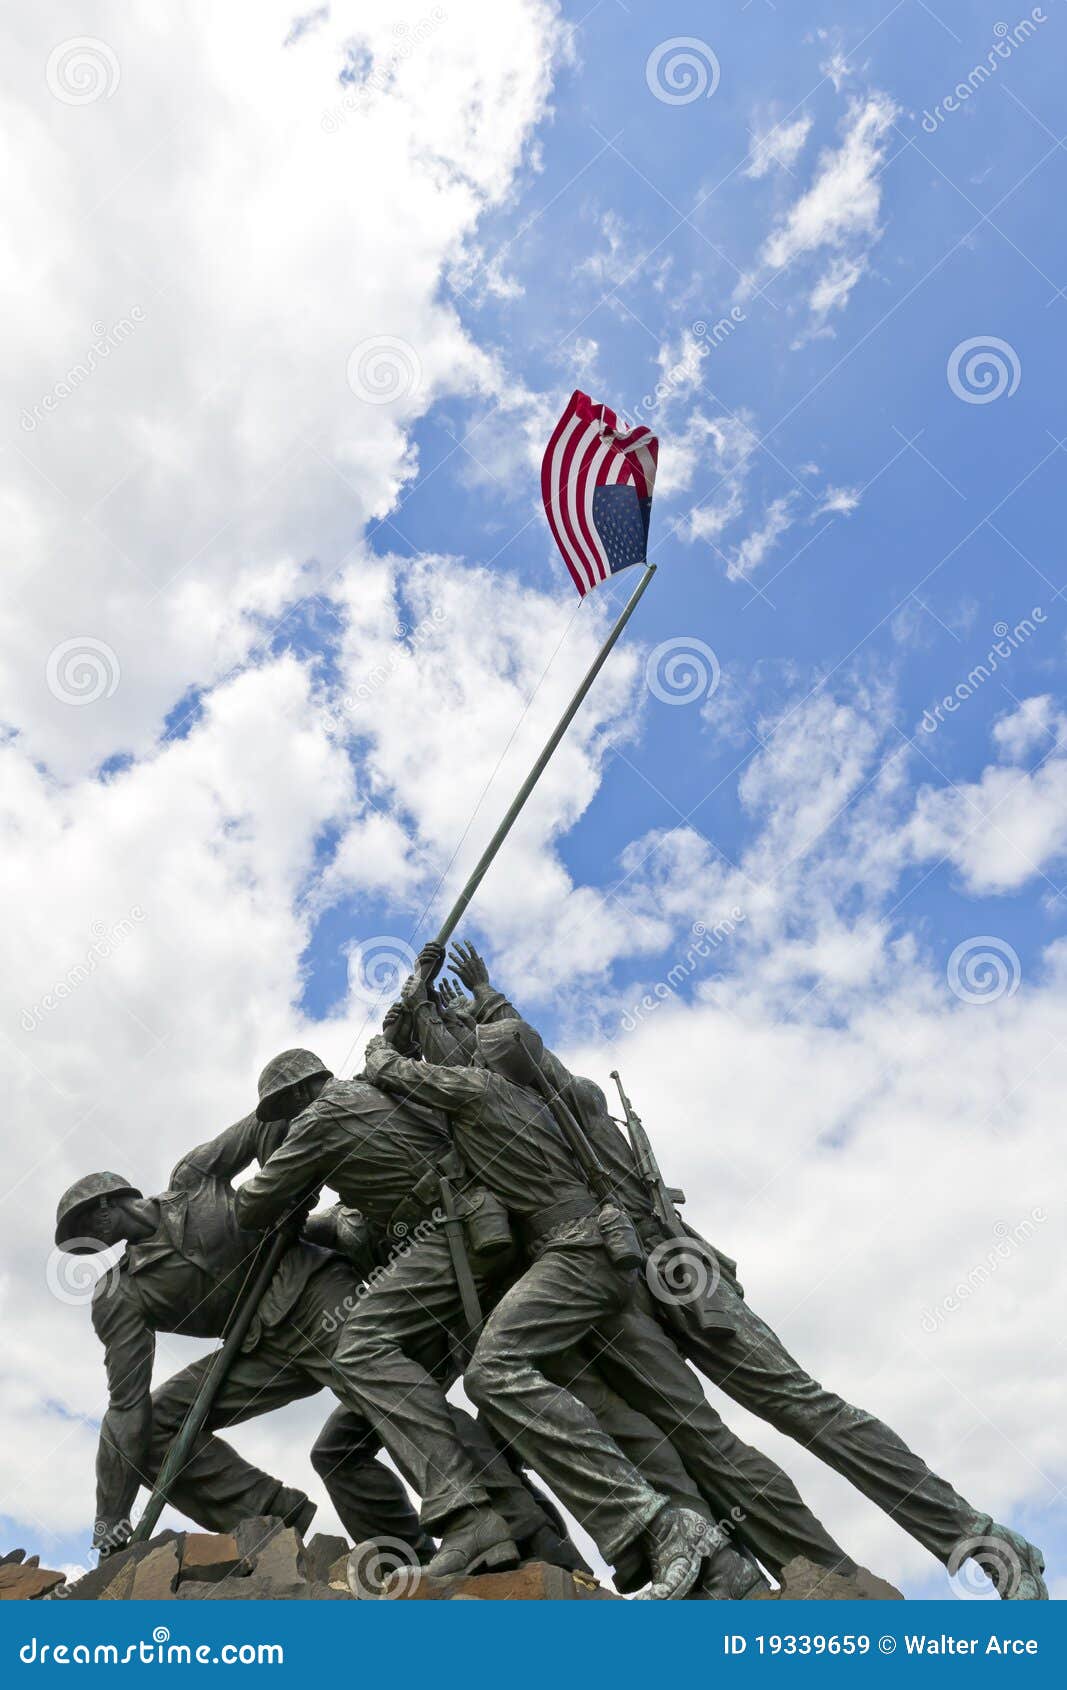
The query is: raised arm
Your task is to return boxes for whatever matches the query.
[448,940,517,1025]
[91,1283,155,1554]
[169,1110,286,1191]
[448,940,578,1098]
[364,1034,489,1113]
[233,1108,331,1233]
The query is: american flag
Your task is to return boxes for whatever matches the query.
[541,391,658,597]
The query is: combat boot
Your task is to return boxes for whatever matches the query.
[426,1505,519,1579]
[518,1522,592,1575]
[638,1505,725,1600]
[276,1488,316,1539]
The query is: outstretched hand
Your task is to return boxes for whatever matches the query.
[438,978,473,1014]
[448,938,489,991]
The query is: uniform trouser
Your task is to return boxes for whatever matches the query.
[677,1279,985,1565]
[464,1240,675,1562]
[587,1280,855,1578]
[309,1402,549,1548]
[148,1261,409,1539]
[330,1230,533,1534]
[150,1261,546,1546]
[541,1345,763,1593]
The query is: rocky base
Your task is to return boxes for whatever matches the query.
[748,1557,904,1601]
[1,1529,903,1602]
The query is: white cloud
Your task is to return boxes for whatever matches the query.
[745,92,899,340]
[544,688,1064,1586]
[818,484,861,516]
[1,0,560,778]
[727,494,799,580]
[1,6,1059,1599]
[908,739,1067,895]
[808,252,868,319]
[762,93,897,269]
[992,695,1065,762]
[578,210,634,288]
[745,113,814,179]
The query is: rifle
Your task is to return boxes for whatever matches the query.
[130,1228,291,1544]
[611,1068,734,1336]
[610,1068,688,1238]
[438,1173,484,1362]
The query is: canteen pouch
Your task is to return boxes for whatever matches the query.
[462,1187,515,1261]
[597,1201,642,1272]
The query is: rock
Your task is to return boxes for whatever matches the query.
[98,1561,138,1601]
[1,1550,26,1565]
[0,1565,66,1600]
[179,1533,242,1586]
[248,1527,305,1586]
[57,1533,181,1601]
[748,1557,904,1601]
[129,1542,180,1600]
[303,1533,349,1585]
[389,1560,622,1602]
[177,1580,351,1602]
[233,1516,306,1581]
[327,1551,350,1592]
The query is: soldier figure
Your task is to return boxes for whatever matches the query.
[53,1110,410,1555]
[443,940,1049,1602]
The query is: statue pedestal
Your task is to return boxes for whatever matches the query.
[388,1561,622,1601]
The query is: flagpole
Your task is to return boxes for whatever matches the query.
[432,561,656,949]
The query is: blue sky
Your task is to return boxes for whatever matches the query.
[2,0,1063,1599]
[302,0,1067,1032]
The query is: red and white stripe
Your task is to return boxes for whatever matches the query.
[541,391,658,596]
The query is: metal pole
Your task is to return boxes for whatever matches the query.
[129,1231,291,1544]
[432,562,656,947]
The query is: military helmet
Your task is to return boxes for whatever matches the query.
[475,1018,545,1086]
[256,1047,331,1121]
[55,1172,143,1253]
